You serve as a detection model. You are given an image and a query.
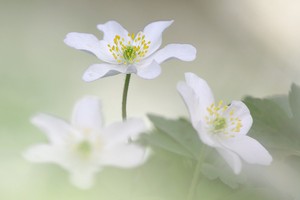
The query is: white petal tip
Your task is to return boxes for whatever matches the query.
[259,154,273,166]
[82,71,100,82]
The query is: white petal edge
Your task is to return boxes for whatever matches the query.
[71,96,102,133]
[31,113,72,145]
[64,32,113,62]
[216,147,242,174]
[184,72,215,119]
[224,101,253,135]
[97,20,129,42]
[177,81,202,126]
[143,20,174,56]
[136,60,161,79]
[82,63,132,82]
[102,118,146,147]
[23,144,62,163]
[150,44,196,64]
[102,144,148,168]
[220,136,272,165]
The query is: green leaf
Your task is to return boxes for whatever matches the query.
[243,96,300,154]
[139,130,194,159]
[201,163,246,189]
[147,114,203,159]
[269,95,292,117]
[289,83,300,122]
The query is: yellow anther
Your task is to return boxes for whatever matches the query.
[218,100,223,107]
[205,100,243,135]
[108,32,150,64]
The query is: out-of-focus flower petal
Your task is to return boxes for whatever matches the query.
[71,96,102,132]
[220,136,272,165]
[23,144,63,163]
[101,144,148,168]
[31,114,72,145]
[102,118,146,147]
[216,148,242,174]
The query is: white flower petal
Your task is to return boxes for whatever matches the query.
[151,44,196,64]
[31,114,72,145]
[82,63,130,82]
[96,40,118,63]
[97,20,128,42]
[102,118,146,147]
[194,122,218,147]
[23,144,62,163]
[177,81,202,126]
[220,136,272,165]
[101,144,147,168]
[216,147,242,174]
[71,96,102,132]
[184,73,215,119]
[70,170,97,189]
[224,101,253,135]
[64,33,103,59]
[143,20,173,56]
[136,60,161,79]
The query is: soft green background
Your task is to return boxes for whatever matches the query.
[1,0,300,199]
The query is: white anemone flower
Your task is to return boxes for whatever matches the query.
[23,96,148,189]
[64,20,196,81]
[177,73,272,174]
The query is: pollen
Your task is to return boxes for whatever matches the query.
[205,100,243,137]
[107,32,151,64]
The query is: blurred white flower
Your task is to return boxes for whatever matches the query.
[64,20,196,81]
[177,72,272,174]
[23,96,148,189]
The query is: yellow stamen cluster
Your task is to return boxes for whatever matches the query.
[205,100,243,137]
[107,32,151,64]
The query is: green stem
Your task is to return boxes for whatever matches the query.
[186,146,207,200]
[122,74,131,121]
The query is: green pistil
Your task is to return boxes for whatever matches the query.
[213,117,227,132]
[123,46,136,63]
[77,140,92,158]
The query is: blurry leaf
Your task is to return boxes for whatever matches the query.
[269,95,292,117]
[131,148,193,200]
[201,163,246,189]
[147,114,203,159]
[243,96,300,155]
[285,155,300,170]
[289,83,300,123]
[142,114,203,159]
[195,176,233,200]
[139,130,194,159]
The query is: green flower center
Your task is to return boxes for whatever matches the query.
[123,46,137,63]
[205,100,243,137]
[213,117,227,132]
[77,140,92,158]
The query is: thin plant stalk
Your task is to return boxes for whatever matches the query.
[186,146,207,200]
[122,74,131,121]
